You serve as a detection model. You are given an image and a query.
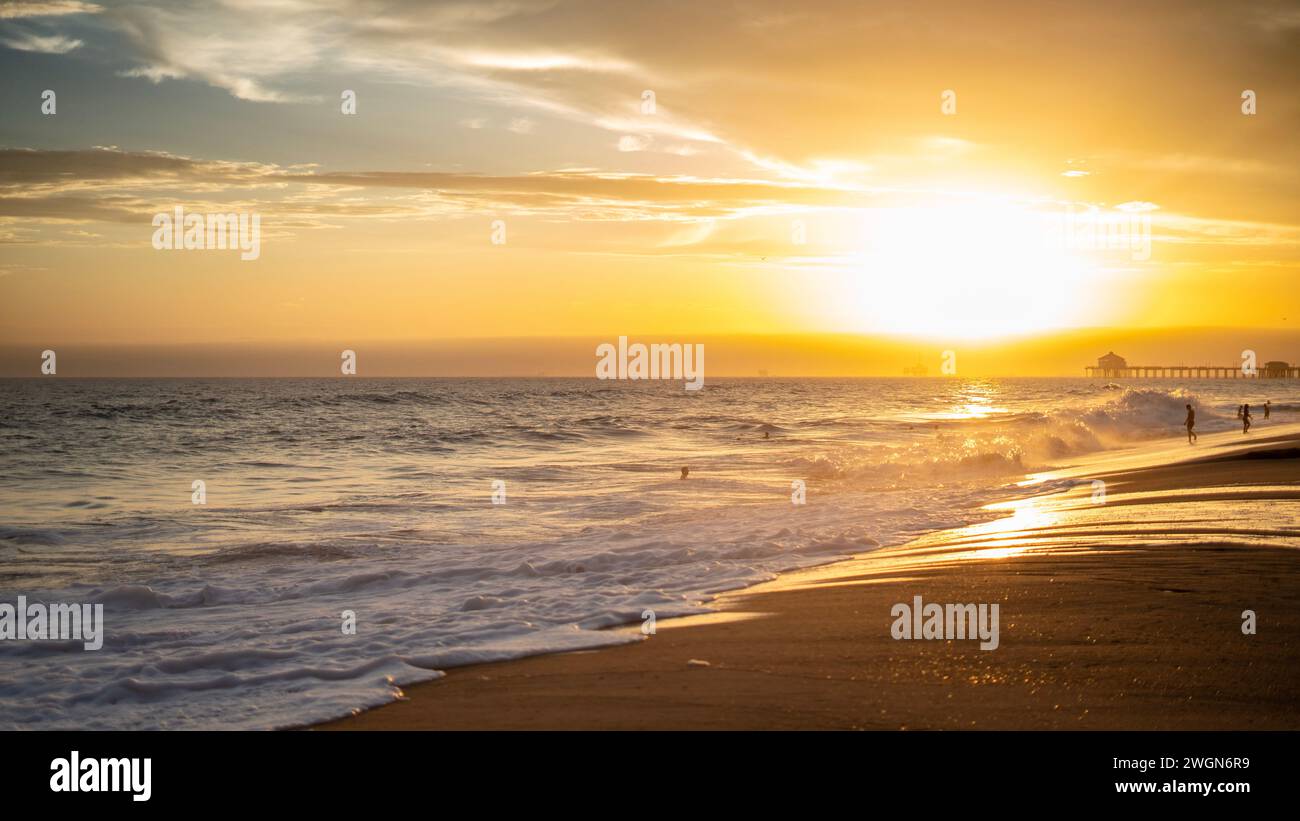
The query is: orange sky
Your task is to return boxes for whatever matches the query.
[1,0,1297,374]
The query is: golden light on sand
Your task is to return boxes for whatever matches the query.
[962,497,1061,560]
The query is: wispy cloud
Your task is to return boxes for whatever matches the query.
[4,147,1295,263]
[0,1,102,19]
[0,29,81,51]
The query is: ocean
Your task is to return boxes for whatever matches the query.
[1,376,1294,729]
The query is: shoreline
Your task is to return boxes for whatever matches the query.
[315,423,1300,730]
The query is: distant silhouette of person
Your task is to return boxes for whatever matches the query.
[680,466,690,480]
[1264,400,1271,419]
[1237,405,1244,420]
[763,430,770,439]
[1242,403,1252,434]
[1185,404,1197,444]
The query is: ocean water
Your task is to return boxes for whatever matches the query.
[1,376,1295,729]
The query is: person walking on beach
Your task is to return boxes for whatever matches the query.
[1242,403,1252,434]
[1264,400,1271,419]
[1185,404,1197,444]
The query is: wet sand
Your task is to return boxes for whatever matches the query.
[317,424,1300,730]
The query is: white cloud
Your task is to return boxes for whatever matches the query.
[0,1,102,19]
[450,50,634,73]
[1,31,82,52]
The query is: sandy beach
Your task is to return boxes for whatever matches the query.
[319,423,1300,730]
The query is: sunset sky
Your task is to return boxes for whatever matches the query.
[1,0,1298,374]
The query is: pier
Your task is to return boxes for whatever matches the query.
[1084,365,1300,379]
[1085,352,1299,379]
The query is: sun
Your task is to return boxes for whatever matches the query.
[843,197,1099,339]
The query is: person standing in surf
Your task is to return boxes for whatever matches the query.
[1242,403,1252,434]
[1185,404,1197,444]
